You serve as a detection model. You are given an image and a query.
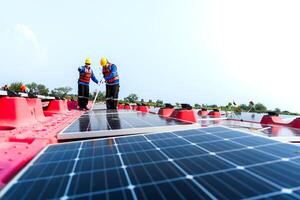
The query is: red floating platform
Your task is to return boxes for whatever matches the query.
[208,111,221,118]
[198,110,208,116]
[260,115,300,129]
[0,138,49,188]
[170,109,196,123]
[158,108,175,117]
[124,104,131,110]
[44,100,69,116]
[137,105,149,113]
[0,97,37,129]
[67,100,78,110]
[117,104,124,109]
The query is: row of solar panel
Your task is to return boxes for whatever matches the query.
[2,127,300,199]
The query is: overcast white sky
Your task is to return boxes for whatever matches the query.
[0,0,299,112]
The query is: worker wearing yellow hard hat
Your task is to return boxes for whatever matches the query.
[77,58,100,110]
[101,57,120,109]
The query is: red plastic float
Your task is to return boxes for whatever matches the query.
[117,104,124,109]
[26,98,46,121]
[198,109,208,116]
[131,105,137,110]
[44,100,69,116]
[137,105,149,113]
[124,104,131,110]
[260,115,300,129]
[63,100,69,111]
[208,111,221,118]
[0,138,49,188]
[170,109,197,123]
[0,97,37,129]
[158,108,175,117]
[0,95,83,188]
[67,100,78,110]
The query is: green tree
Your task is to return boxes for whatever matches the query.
[26,82,38,92]
[254,103,267,112]
[225,102,233,111]
[240,104,249,111]
[37,84,49,95]
[124,94,139,103]
[194,103,201,109]
[91,90,105,101]
[234,106,242,113]
[156,99,164,107]
[274,108,281,113]
[51,86,72,99]
[26,82,49,95]
[118,99,125,104]
[9,82,23,93]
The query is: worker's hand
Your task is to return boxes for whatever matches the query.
[100,79,106,84]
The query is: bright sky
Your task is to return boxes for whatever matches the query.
[1,0,300,112]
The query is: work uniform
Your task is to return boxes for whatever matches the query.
[78,66,98,109]
[102,63,119,109]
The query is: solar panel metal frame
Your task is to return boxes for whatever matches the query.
[2,125,300,199]
[58,111,202,140]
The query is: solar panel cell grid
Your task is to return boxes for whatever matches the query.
[59,110,201,140]
[63,111,187,133]
[2,126,300,200]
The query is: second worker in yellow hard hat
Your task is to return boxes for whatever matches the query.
[100,57,120,109]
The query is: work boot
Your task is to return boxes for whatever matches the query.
[112,100,118,109]
[108,99,114,109]
[106,100,111,109]
[83,98,89,109]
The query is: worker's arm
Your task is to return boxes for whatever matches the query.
[78,66,85,73]
[104,64,118,80]
[91,71,99,84]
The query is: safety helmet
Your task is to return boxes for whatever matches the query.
[100,57,108,66]
[85,58,92,65]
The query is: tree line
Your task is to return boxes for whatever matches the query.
[2,83,299,115]
[3,82,73,100]
[118,94,299,116]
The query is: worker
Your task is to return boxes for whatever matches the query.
[100,57,120,109]
[2,85,9,91]
[20,85,30,93]
[78,58,100,110]
[2,85,18,97]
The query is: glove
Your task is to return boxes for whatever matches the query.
[100,79,106,84]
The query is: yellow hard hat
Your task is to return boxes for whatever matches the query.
[85,58,92,65]
[100,57,108,66]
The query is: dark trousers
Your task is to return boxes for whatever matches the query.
[106,84,119,109]
[78,84,89,109]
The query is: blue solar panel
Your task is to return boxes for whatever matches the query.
[59,110,198,140]
[194,169,278,199]
[2,126,300,200]
[63,111,188,133]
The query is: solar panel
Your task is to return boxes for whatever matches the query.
[58,110,200,140]
[2,126,300,199]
